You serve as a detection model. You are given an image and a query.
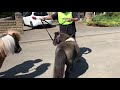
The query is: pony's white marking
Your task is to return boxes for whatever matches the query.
[65,37,75,42]
[1,35,15,55]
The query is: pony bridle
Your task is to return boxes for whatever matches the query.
[1,34,15,55]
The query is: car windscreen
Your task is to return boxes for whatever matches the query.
[23,12,32,17]
[34,12,48,16]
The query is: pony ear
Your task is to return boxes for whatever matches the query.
[54,32,60,35]
[12,33,20,42]
[11,32,15,37]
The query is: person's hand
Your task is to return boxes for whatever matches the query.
[66,18,72,22]
[41,17,45,21]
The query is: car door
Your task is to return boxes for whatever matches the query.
[23,12,32,26]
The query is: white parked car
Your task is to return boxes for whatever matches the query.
[22,12,52,29]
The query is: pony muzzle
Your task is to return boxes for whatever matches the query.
[14,44,22,53]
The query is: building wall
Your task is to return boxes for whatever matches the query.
[0,12,23,34]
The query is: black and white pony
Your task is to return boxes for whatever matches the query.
[53,32,81,78]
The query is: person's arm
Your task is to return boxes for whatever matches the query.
[67,18,79,22]
[41,12,58,21]
[66,12,79,22]
[41,15,52,21]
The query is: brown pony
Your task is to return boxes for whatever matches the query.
[0,30,22,68]
[53,32,81,78]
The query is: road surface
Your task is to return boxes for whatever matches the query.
[0,22,120,78]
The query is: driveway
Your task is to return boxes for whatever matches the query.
[0,22,120,78]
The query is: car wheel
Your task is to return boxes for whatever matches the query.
[30,21,34,29]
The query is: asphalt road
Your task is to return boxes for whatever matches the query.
[1,22,120,78]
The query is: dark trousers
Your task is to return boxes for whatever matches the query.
[69,33,76,39]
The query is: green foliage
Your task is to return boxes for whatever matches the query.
[86,12,120,27]
[0,12,15,18]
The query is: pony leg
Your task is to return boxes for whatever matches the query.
[64,62,73,78]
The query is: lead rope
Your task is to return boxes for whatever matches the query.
[40,18,74,41]
[40,19,53,41]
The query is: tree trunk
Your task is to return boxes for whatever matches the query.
[85,12,94,22]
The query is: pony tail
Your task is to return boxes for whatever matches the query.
[53,49,66,78]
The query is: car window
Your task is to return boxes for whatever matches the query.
[23,12,32,17]
[22,12,26,16]
[34,12,48,16]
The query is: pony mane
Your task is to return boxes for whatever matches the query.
[7,29,21,40]
[54,32,70,42]
[60,33,70,42]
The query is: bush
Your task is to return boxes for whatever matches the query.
[0,12,15,19]
[86,12,120,27]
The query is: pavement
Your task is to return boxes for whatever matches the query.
[0,22,120,78]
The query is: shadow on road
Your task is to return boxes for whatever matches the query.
[70,47,92,78]
[0,59,51,78]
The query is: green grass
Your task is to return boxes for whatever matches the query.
[86,13,120,27]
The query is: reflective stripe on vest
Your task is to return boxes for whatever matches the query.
[58,12,73,25]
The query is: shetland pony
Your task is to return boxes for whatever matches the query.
[0,30,22,68]
[53,32,81,78]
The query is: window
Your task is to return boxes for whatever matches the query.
[34,12,48,16]
[23,12,32,17]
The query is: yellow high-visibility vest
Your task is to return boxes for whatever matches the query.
[58,12,73,25]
